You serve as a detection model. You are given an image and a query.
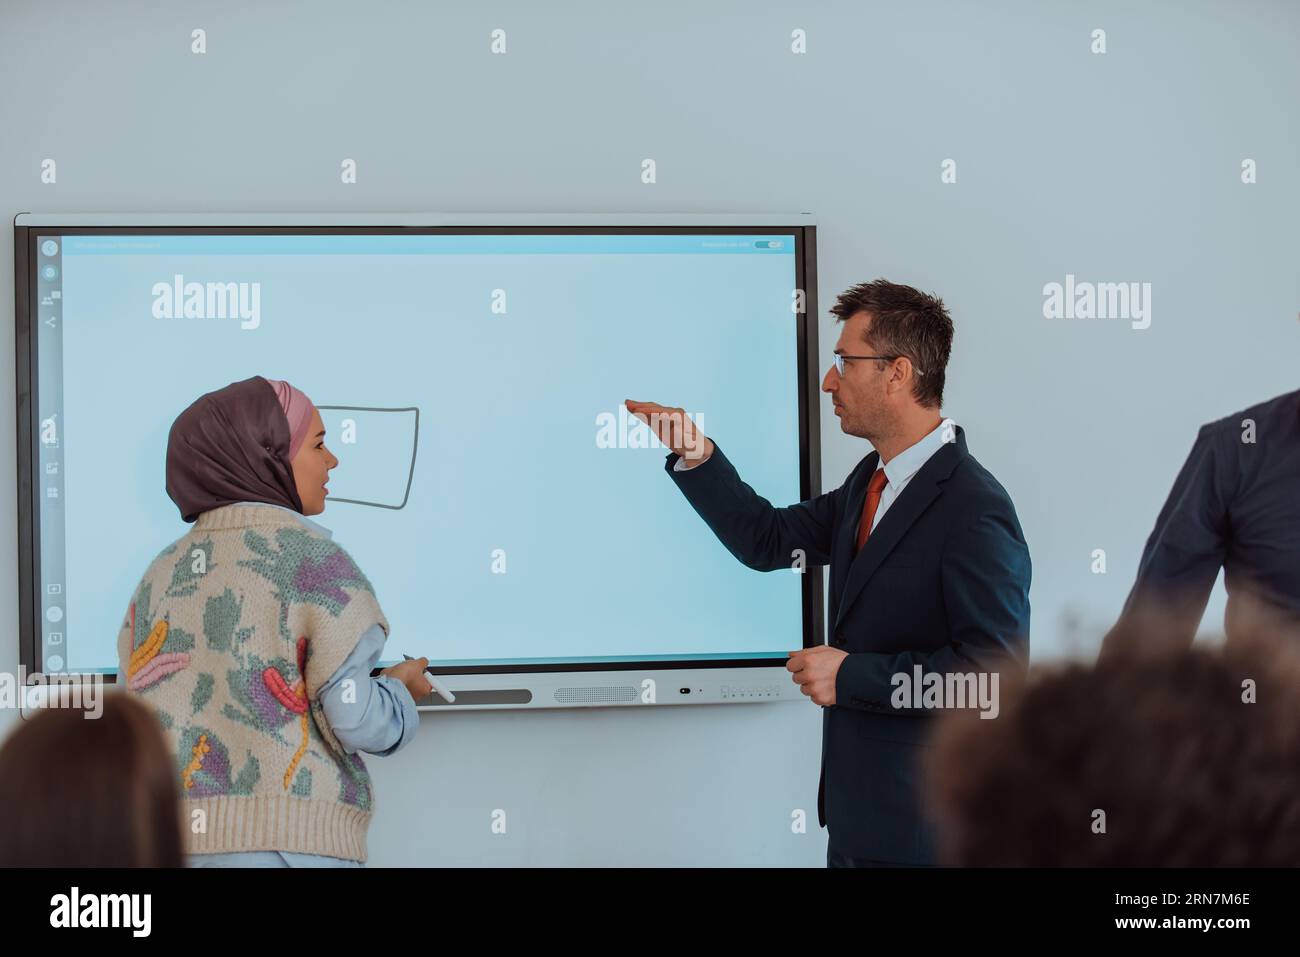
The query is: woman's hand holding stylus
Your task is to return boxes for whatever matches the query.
[382,656,434,700]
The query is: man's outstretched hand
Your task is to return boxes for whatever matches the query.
[625,400,714,468]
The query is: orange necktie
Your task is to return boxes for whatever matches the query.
[855,468,889,554]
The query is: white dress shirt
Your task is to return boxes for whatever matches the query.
[674,416,958,539]
[861,417,957,536]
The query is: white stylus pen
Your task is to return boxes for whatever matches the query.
[403,654,456,703]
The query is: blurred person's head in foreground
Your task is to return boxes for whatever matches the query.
[926,593,1300,866]
[0,693,183,867]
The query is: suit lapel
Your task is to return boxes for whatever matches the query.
[832,429,968,635]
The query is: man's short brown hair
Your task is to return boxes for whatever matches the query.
[829,279,953,408]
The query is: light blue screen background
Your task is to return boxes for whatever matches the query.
[56,233,804,672]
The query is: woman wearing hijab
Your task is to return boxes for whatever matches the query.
[116,375,432,867]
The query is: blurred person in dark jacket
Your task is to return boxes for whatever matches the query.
[1102,389,1300,661]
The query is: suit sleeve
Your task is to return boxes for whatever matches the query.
[834,504,1032,713]
[665,441,843,572]
[1100,422,1233,657]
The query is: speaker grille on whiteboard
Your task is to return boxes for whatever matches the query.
[554,685,638,704]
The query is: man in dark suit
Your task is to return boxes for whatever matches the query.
[1100,388,1300,659]
[627,279,1031,866]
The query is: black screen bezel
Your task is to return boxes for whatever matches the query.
[14,221,823,677]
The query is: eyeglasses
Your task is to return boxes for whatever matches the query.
[832,354,926,377]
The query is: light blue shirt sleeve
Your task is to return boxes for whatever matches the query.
[317,622,420,757]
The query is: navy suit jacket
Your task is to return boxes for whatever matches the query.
[665,425,1031,863]
[1102,388,1300,655]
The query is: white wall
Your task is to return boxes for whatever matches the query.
[2,0,1296,864]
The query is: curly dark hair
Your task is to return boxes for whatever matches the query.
[925,601,1300,866]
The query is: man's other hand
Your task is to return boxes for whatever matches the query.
[787,646,848,706]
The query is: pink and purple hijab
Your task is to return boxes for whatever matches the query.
[165,376,316,522]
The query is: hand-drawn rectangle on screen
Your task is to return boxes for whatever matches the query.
[315,405,419,509]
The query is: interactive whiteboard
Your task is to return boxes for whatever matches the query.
[15,214,822,684]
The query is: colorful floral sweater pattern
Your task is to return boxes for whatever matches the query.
[117,503,391,861]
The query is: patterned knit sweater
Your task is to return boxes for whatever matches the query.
[116,503,390,861]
